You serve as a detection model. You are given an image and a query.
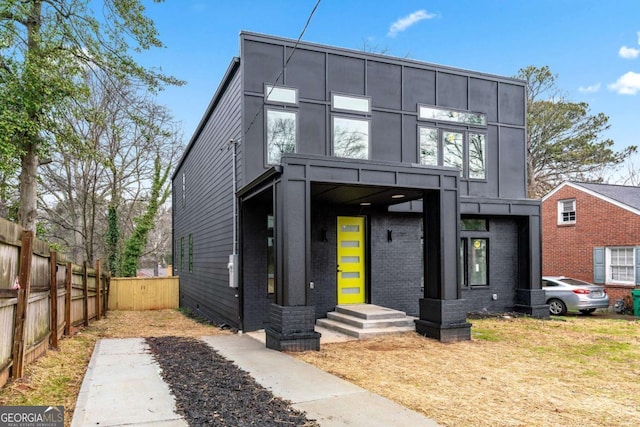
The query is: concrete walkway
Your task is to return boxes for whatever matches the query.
[72,333,440,426]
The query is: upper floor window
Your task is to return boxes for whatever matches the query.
[418,105,486,126]
[266,109,297,165]
[332,93,370,160]
[265,85,297,105]
[557,199,576,224]
[419,127,486,179]
[332,93,371,114]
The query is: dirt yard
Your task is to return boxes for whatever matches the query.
[1,310,638,427]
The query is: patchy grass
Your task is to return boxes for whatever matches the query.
[0,310,231,427]
[294,316,640,427]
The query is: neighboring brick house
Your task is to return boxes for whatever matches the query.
[542,181,640,304]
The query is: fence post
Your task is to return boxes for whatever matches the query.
[83,262,89,327]
[64,262,72,335]
[104,274,110,317]
[95,260,101,321]
[50,251,58,348]
[11,230,34,379]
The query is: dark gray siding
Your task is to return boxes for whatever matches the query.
[240,33,527,200]
[172,68,242,327]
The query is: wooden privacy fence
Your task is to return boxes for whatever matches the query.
[0,218,108,388]
[108,277,179,311]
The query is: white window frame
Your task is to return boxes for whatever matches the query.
[264,85,298,105]
[606,247,635,284]
[331,93,371,114]
[557,199,576,225]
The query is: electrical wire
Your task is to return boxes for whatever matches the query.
[243,0,321,137]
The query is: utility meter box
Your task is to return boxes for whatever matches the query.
[228,254,238,288]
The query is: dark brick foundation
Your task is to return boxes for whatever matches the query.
[265,304,321,352]
[514,289,549,319]
[415,298,471,342]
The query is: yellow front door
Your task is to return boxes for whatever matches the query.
[337,216,365,304]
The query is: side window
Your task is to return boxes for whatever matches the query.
[181,172,186,207]
[468,133,486,179]
[419,127,438,165]
[188,234,193,273]
[180,237,185,272]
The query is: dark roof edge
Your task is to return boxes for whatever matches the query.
[240,31,526,86]
[172,57,241,180]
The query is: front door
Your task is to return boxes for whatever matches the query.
[337,216,365,304]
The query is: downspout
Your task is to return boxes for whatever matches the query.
[229,139,238,255]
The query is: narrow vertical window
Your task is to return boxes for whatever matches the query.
[443,131,464,175]
[267,215,275,295]
[419,127,438,165]
[181,172,186,206]
[468,133,486,179]
[266,109,296,164]
[460,238,468,287]
[180,237,185,271]
[469,238,488,286]
[188,234,193,273]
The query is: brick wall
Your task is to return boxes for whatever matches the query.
[541,185,640,301]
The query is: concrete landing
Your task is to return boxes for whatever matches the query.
[317,304,416,338]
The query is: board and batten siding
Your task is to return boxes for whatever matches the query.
[173,67,242,327]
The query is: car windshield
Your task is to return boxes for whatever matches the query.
[558,278,595,287]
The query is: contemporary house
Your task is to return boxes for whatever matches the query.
[172,32,546,351]
[542,181,640,303]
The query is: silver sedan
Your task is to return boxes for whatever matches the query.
[542,276,610,315]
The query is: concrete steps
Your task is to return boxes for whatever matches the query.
[316,304,416,339]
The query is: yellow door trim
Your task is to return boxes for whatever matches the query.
[337,216,365,304]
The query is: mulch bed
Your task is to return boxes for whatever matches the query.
[146,336,319,426]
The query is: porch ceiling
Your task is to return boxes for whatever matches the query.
[311,183,424,206]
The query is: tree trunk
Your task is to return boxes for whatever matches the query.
[18,145,39,232]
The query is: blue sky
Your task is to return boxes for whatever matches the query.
[137,0,640,167]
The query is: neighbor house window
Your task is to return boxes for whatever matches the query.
[419,127,438,165]
[331,93,370,160]
[558,199,576,224]
[608,247,634,283]
[266,109,297,164]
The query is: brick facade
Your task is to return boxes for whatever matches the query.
[541,183,640,304]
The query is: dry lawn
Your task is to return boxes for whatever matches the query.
[0,309,231,426]
[1,310,638,427]
[294,315,640,427]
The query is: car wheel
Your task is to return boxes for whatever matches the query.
[548,299,567,316]
[579,308,596,315]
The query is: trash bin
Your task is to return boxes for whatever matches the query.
[632,289,640,317]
